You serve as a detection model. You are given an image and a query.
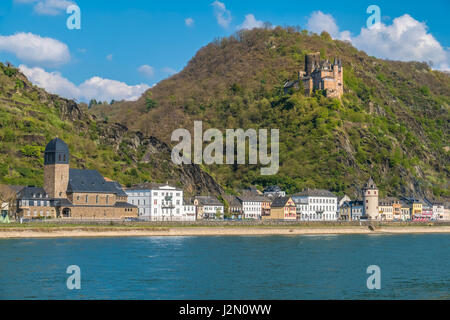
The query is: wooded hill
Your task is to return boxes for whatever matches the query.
[91,27,450,200]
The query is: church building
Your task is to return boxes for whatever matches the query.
[17,138,138,220]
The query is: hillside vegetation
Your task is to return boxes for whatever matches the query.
[0,63,224,196]
[91,27,450,199]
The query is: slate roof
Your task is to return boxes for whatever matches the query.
[67,169,127,195]
[292,189,337,198]
[364,178,377,190]
[45,138,69,153]
[194,196,223,206]
[342,200,364,207]
[56,198,74,207]
[238,196,271,203]
[379,197,401,206]
[18,187,49,200]
[109,181,128,197]
[223,195,241,207]
[127,183,183,192]
[271,197,293,208]
[263,185,283,193]
[114,202,137,208]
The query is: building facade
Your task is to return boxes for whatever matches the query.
[432,203,444,221]
[126,189,151,218]
[340,200,364,221]
[238,196,271,220]
[265,197,296,221]
[442,207,450,221]
[17,138,137,220]
[292,189,338,221]
[126,184,194,221]
[193,196,224,220]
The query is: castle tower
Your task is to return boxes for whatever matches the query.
[44,138,70,199]
[305,52,320,75]
[333,58,339,79]
[363,178,379,220]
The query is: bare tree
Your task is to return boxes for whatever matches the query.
[0,185,19,221]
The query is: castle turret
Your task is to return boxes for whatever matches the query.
[363,178,379,220]
[305,52,320,75]
[44,138,70,199]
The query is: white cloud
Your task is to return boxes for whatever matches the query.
[162,67,177,75]
[106,54,113,61]
[0,32,70,67]
[19,64,80,98]
[306,11,351,41]
[238,14,264,30]
[185,18,194,27]
[352,15,449,71]
[306,11,449,71]
[138,64,155,78]
[20,65,150,102]
[14,0,75,16]
[78,77,150,102]
[212,1,232,28]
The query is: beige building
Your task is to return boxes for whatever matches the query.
[441,207,450,221]
[379,198,404,221]
[264,197,296,221]
[17,138,137,220]
[363,178,379,220]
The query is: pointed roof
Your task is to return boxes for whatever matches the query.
[270,197,293,208]
[45,138,69,153]
[364,178,378,190]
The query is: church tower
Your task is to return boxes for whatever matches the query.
[44,138,70,199]
[363,178,379,220]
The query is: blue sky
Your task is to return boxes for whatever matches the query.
[0,0,448,102]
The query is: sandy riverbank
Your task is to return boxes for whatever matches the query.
[1,226,450,239]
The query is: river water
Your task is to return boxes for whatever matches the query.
[0,234,449,299]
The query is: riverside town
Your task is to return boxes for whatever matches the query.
[1,137,448,223]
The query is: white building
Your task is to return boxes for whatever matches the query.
[432,203,445,221]
[126,184,194,221]
[292,189,338,221]
[125,189,151,219]
[193,196,224,220]
[238,196,267,220]
[183,202,197,221]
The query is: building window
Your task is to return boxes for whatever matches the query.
[106,196,109,204]
[96,195,99,204]
[86,195,89,203]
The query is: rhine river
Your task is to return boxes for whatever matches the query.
[0,234,449,300]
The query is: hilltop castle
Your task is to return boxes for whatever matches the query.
[285,52,344,98]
